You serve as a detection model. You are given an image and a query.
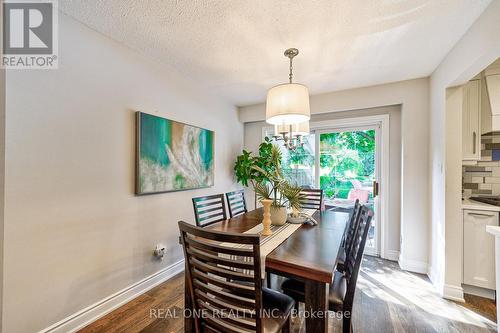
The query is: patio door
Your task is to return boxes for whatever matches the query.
[263,115,388,257]
[314,125,381,256]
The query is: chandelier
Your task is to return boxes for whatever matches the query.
[266,48,310,150]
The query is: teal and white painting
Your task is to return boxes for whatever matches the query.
[136,112,214,194]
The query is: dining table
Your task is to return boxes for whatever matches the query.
[183,207,349,333]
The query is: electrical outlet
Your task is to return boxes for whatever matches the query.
[153,244,166,260]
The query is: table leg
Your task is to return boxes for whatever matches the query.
[305,280,328,333]
[184,266,194,333]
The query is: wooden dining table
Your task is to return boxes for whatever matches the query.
[183,208,349,333]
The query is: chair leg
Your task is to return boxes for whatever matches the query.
[266,271,271,288]
[342,315,351,333]
[282,316,291,333]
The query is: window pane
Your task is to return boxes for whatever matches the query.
[274,134,315,188]
[319,130,375,199]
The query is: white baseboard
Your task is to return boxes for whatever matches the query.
[443,284,465,303]
[427,265,436,284]
[38,259,185,333]
[462,284,496,300]
[384,250,400,262]
[427,265,444,295]
[398,255,428,274]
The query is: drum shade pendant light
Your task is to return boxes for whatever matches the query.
[266,48,310,125]
[267,48,310,151]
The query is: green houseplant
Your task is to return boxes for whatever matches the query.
[234,138,302,225]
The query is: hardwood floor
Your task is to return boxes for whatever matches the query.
[78,257,497,333]
[462,293,496,323]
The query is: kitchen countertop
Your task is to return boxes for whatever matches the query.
[463,198,500,212]
[487,225,500,237]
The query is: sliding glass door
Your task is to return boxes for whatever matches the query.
[265,123,382,256]
[316,126,379,255]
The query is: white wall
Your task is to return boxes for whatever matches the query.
[239,78,429,273]
[243,106,402,257]
[444,86,465,301]
[3,13,243,333]
[429,0,500,299]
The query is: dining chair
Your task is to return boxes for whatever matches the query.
[226,189,248,218]
[280,205,373,333]
[336,199,361,273]
[192,194,227,228]
[178,221,295,333]
[332,205,373,332]
[299,188,324,210]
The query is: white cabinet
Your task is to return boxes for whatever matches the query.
[462,80,481,161]
[463,209,498,289]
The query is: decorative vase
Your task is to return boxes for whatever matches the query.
[270,206,288,225]
[260,199,273,236]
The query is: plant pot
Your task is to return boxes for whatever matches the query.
[260,199,273,236]
[270,206,287,225]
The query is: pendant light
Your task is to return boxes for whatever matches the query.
[267,48,310,150]
[266,48,310,125]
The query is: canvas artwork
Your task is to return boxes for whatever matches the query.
[136,112,214,194]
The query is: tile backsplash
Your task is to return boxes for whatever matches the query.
[463,133,500,198]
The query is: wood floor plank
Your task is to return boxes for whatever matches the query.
[78,257,497,333]
[140,305,184,333]
[78,294,157,333]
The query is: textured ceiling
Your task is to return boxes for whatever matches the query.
[60,0,491,106]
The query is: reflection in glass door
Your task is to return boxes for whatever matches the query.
[280,134,316,188]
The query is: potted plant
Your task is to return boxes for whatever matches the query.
[234,138,303,226]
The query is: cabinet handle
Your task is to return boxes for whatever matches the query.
[473,131,476,155]
[468,212,494,217]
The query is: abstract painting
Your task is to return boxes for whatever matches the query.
[136,112,214,194]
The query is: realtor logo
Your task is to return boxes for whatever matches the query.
[2,0,58,69]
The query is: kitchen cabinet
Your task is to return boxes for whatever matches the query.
[462,80,481,161]
[463,209,497,289]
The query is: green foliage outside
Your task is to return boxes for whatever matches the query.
[319,130,375,199]
[285,140,315,167]
[278,130,375,199]
[280,136,315,186]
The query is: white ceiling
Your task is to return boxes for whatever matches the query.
[60,0,491,106]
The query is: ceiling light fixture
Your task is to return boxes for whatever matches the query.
[266,48,310,150]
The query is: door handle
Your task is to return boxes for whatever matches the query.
[468,212,494,218]
[372,181,379,198]
[473,132,476,155]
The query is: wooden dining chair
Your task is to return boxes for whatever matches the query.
[299,188,323,210]
[280,205,373,333]
[330,205,373,333]
[336,199,361,273]
[192,194,227,228]
[178,221,295,333]
[226,189,248,218]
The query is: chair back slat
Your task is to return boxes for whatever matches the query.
[299,188,323,210]
[344,205,373,306]
[191,269,255,298]
[342,199,361,252]
[186,247,255,270]
[194,281,256,308]
[179,221,263,333]
[190,257,255,283]
[192,194,227,227]
[226,190,248,218]
[186,237,254,257]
